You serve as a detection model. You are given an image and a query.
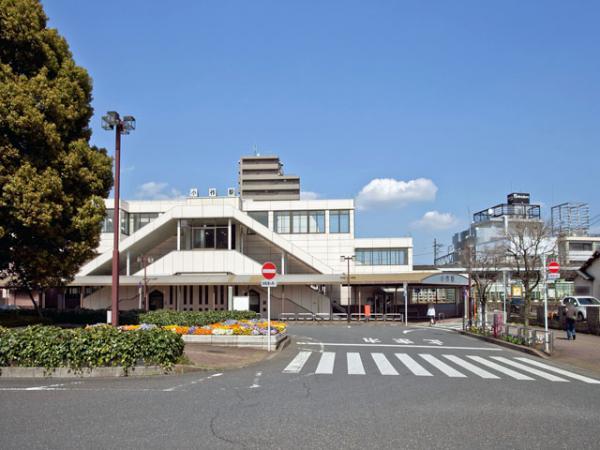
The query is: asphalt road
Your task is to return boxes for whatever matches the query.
[1,323,599,449]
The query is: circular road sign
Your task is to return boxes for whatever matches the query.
[261,262,277,280]
[548,261,560,274]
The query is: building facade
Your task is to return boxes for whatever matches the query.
[2,155,467,319]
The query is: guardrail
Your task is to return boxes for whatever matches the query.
[278,312,405,322]
[504,324,554,355]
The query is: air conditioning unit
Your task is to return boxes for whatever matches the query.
[189,188,198,198]
[227,187,236,197]
[208,188,217,197]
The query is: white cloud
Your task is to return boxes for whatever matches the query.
[300,191,320,200]
[355,177,438,210]
[412,211,459,230]
[136,181,181,200]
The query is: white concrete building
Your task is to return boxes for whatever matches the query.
[4,155,467,319]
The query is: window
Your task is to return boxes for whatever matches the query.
[101,209,129,234]
[131,213,159,233]
[330,210,350,233]
[309,211,325,233]
[355,248,408,266]
[570,242,593,251]
[292,211,308,233]
[248,211,269,228]
[275,212,290,233]
[191,226,229,249]
[274,211,325,234]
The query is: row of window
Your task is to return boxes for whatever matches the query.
[101,210,159,235]
[355,248,408,266]
[249,210,350,234]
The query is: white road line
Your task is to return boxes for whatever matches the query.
[395,353,433,376]
[490,357,568,382]
[371,353,399,376]
[347,352,366,375]
[283,351,312,374]
[442,355,500,379]
[514,357,600,384]
[315,352,336,374]
[164,372,223,391]
[466,356,534,380]
[419,354,467,378]
[296,342,501,351]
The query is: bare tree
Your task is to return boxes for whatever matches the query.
[461,243,504,330]
[504,221,554,329]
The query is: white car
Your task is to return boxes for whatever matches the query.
[562,296,600,321]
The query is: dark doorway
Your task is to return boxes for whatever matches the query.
[248,289,260,313]
[149,290,164,310]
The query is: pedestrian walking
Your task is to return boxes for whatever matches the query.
[565,303,577,341]
[427,302,436,326]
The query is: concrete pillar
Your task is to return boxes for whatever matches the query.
[228,219,232,250]
[177,219,181,251]
[228,286,233,311]
[126,251,130,276]
[79,287,84,309]
[281,252,286,275]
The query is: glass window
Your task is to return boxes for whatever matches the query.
[330,210,350,233]
[216,228,228,249]
[132,213,159,233]
[309,211,325,233]
[193,228,215,249]
[355,248,408,265]
[101,209,129,234]
[248,211,269,228]
[275,212,290,233]
[292,211,308,233]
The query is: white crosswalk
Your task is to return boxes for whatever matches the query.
[282,351,600,384]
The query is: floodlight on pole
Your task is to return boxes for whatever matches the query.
[103,111,136,326]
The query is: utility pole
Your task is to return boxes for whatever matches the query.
[433,239,444,265]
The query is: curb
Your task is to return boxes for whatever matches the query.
[458,331,549,358]
[0,365,167,378]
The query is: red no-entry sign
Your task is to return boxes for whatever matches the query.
[261,262,277,280]
[548,261,560,274]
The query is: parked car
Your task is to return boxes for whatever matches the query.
[562,296,600,321]
[509,297,524,315]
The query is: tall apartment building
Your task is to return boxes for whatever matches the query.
[238,155,300,201]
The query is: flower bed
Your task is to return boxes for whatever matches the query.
[138,310,258,327]
[0,325,184,373]
[120,319,287,336]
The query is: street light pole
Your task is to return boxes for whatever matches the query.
[340,255,354,323]
[102,112,136,326]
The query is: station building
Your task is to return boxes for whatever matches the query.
[3,155,467,319]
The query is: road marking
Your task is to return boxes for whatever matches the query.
[249,371,262,389]
[419,354,467,378]
[442,355,499,379]
[490,357,568,382]
[163,372,223,392]
[296,342,501,351]
[283,351,312,374]
[347,352,366,375]
[395,353,433,376]
[514,357,600,384]
[393,338,414,344]
[423,339,443,346]
[371,353,399,376]
[315,352,336,374]
[363,337,381,343]
[466,356,534,380]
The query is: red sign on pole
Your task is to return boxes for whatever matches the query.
[548,261,560,274]
[261,262,277,280]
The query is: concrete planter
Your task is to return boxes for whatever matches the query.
[182,333,288,350]
[0,365,166,378]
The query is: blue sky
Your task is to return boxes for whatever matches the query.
[43,0,600,263]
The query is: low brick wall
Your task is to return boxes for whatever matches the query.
[182,333,288,350]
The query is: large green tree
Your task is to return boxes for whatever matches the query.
[0,0,113,311]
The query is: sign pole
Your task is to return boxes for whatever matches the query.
[403,282,408,326]
[267,286,271,352]
[543,254,549,353]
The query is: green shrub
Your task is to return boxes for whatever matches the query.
[0,309,141,327]
[0,325,184,372]
[139,310,258,327]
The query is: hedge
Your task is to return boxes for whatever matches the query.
[139,310,258,327]
[0,309,141,327]
[0,325,184,373]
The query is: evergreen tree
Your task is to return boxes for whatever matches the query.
[0,0,113,310]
